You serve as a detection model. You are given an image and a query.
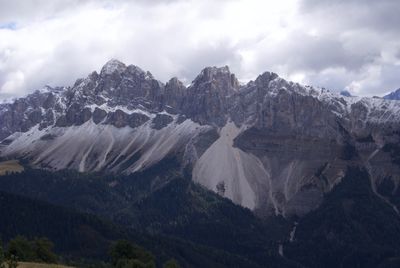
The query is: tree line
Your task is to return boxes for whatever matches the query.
[0,236,57,267]
[0,236,180,268]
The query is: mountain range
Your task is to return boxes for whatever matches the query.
[2,59,400,216]
[1,59,400,267]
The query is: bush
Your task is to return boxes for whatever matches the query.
[7,236,35,261]
[32,237,58,263]
[6,236,58,263]
[163,258,180,268]
[110,240,155,268]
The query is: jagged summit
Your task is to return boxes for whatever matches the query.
[100,58,127,75]
[254,71,279,85]
[99,59,153,79]
[384,88,400,100]
[191,65,240,94]
[196,66,231,80]
[167,77,183,86]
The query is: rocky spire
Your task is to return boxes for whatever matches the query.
[191,66,240,94]
[179,66,240,126]
[100,59,127,76]
[254,71,279,87]
[163,77,186,109]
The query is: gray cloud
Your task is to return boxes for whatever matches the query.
[378,64,400,93]
[255,32,379,73]
[0,0,89,24]
[0,0,399,99]
[176,41,242,83]
[284,0,400,95]
[300,0,400,34]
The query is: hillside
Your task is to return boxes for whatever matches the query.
[1,164,400,267]
[0,190,122,259]
[0,164,297,267]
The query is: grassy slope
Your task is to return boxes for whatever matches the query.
[0,160,24,176]
[16,262,74,268]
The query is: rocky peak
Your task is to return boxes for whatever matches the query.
[192,66,239,93]
[125,64,150,79]
[100,59,127,76]
[166,77,184,88]
[254,71,279,87]
[196,66,230,81]
[88,71,99,81]
[179,66,240,126]
[165,77,186,98]
[73,60,163,107]
[384,88,400,100]
[163,77,186,109]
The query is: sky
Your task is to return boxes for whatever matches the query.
[0,0,400,100]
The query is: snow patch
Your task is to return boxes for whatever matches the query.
[86,103,154,117]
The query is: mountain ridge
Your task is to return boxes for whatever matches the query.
[1,59,400,218]
[384,88,400,100]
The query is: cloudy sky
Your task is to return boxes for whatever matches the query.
[0,0,400,99]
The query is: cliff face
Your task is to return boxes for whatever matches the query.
[1,59,400,217]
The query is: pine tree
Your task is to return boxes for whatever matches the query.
[0,242,5,268]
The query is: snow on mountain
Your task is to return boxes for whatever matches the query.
[1,60,400,217]
[384,88,400,100]
[100,58,127,75]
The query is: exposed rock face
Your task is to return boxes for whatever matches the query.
[162,77,186,110]
[92,108,107,124]
[1,59,400,218]
[105,110,130,128]
[129,113,150,128]
[181,66,240,126]
[0,88,65,139]
[152,114,174,130]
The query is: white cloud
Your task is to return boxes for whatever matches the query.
[0,0,399,99]
[1,70,25,95]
